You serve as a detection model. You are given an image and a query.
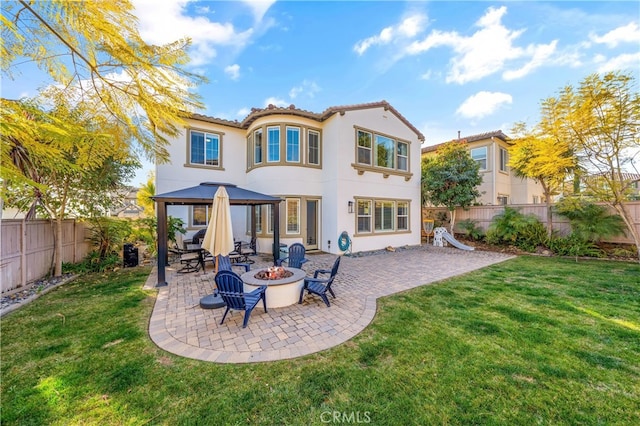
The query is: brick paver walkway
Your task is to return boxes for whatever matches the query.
[143,245,515,363]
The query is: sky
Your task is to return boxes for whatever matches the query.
[3,1,639,186]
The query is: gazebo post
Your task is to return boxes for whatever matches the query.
[273,201,280,265]
[156,201,168,287]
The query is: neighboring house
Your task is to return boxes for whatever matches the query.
[108,186,145,219]
[421,130,544,205]
[156,101,424,255]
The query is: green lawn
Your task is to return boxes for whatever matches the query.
[1,257,639,425]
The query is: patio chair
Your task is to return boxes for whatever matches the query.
[200,255,251,310]
[216,254,251,274]
[299,256,341,307]
[276,243,308,269]
[214,270,267,328]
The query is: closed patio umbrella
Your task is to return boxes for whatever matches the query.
[201,186,235,272]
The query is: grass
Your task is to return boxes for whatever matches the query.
[1,257,639,425]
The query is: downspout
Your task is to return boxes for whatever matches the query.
[491,137,496,205]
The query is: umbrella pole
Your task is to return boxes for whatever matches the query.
[214,255,219,273]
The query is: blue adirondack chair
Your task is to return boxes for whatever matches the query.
[299,256,341,307]
[214,270,267,328]
[276,243,308,269]
[216,254,251,273]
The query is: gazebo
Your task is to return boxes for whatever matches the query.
[152,182,283,287]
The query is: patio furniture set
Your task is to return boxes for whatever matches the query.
[186,243,342,328]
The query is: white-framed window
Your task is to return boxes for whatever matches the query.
[471,147,487,170]
[286,126,300,163]
[267,126,280,162]
[357,130,372,165]
[532,195,540,204]
[375,135,395,169]
[397,201,409,230]
[356,198,410,234]
[397,142,408,171]
[266,204,274,234]
[254,129,263,165]
[192,205,210,226]
[308,130,320,165]
[499,147,508,172]
[356,127,410,174]
[286,198,300,234]
[374,200,395,231]
[190,130,220,166]
[357,200,372,233]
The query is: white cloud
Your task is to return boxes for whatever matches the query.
[225,64,241,80]
[596,52,640,73]
[131,0,270,67]
[237,107,250,118]
[289,80,321,99]
[590,22,640,48]
[406,6,558,84]
[456,91,513,120]
[242,0,277,23]
[354,13,427,55]
[503,40,557,81]
[264,97,288,108]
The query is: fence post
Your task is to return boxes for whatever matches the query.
[20,218,26,288]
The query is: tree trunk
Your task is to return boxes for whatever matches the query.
[449,209,457,235]
[55,217,63,276]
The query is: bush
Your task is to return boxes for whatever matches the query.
[456,219,484,241]
[486,207,546,252]
[554,198,625,242]
[63,252,122,273]
[547,233,603,259]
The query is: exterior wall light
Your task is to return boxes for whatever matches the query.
[348,201,354,214]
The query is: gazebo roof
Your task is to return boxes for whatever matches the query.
[153,182,282,206]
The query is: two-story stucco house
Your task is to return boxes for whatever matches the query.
[421,130,544,205]
[157,101,424,255]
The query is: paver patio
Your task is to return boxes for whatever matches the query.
[144,245,515,363]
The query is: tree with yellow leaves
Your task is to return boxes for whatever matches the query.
[1,0,205,186]
[509,121,577,236]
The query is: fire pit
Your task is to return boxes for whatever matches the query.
[254,266,293,280]
[241,267,307,308]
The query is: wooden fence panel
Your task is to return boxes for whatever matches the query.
[1,219,91,294]
[424,201,640,245]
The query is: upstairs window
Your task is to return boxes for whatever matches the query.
[190,130,220,166]
[357,130,372,165]
[471,147,487,170]
[267,126,280,162]
[499,147,508,172]
[308,130,320,165]
[397,142,408,171]
[254,129,263,164]
[375,135,395,169]
[355,127,411,175]
[286,126,300,162]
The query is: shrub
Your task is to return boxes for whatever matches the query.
[554,198,625,242]
[486,207,546,252]
[547,233,603,260]
[456,219,484,241]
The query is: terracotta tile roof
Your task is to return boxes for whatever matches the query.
[421,130,510,154]
[187,100,425,141]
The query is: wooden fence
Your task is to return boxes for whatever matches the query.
[423,201,640,245]
[1,219,91,294]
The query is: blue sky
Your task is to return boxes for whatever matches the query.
[4,1,639,186]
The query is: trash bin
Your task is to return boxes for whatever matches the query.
[279,243,288,260]
[123,243,139,267]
